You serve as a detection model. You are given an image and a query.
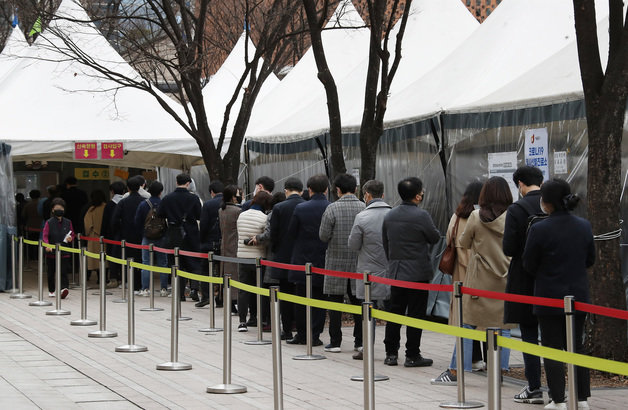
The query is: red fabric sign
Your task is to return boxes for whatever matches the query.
[74,142,98,159]
[101,142,124,159]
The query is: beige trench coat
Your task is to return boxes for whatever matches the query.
[84,203,105,271]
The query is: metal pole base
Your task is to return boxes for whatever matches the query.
[167,316,192,321]
[29,300,53,307]
[293,354,326,361]
[8,288,18,294]
[116,344,148,353]
[10,293,32,299]
[156,361,192,371]
[439,401,484,409]
[69,284,81,290]
[350,374,390,382]
[92,291,113,295]
[46,309,71,316]
[88,330,118,338]
[112,298,127,303]
[243,339,272,345]
[199,327,223,333]
[140,307,164,312]
[206,384,247,394]
[71,319,97,326]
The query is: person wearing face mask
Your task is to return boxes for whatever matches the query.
[241,176,274,211]
[42,198,75,298]
[523,179,594,410]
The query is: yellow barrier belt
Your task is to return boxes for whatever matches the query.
[498,336,628,377]
[129,261,172,274]
[42,242,55,249]
[59,245,80,254]
[176,269,222,284]
[23,239,38,246]
[84,250,100,260]
[106,255,127,266]
[277,291,362,315]
[231,280,270,297]
[372,309,487,342]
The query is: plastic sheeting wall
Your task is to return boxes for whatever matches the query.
[0,143,16,290]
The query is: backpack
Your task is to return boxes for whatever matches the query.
[516,199,547,238]
[144,199,167,240]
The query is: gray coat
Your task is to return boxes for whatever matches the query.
[319,194,365,295]
[382,201,440,282]
[348,199,391,301]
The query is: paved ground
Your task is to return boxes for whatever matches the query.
[0,262,626,409]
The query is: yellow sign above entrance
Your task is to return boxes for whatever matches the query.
[75,168,110,180]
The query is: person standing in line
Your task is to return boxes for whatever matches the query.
[241,176,275,211]
[319,173,365,353]
[286,174,330,346]
[219,185,242,313]
[267,177,305,340]
[61,176,88,235]
[503,166,544,404]
[42,198,74,299]
[134,181,168,297]
[382,177,440,367]
[197,180,224,307]
[431,181,484,384]
[523,179,594,410]
[348,179,391,360]
[83,190,106,281]
[101,181,126,287]
[122,175,150,199]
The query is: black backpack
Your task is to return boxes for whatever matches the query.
[144,199,167,240]
[516,198,548,237]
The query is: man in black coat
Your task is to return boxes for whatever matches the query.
[61,176,88,235]
[196,180,224,307]
[112,176,145,290]
[382,177,440,368]
[502,165,544,404]
[241,176,274,211]
[101,181,126,286]
[286,174,329,345]
[268,177,304,340]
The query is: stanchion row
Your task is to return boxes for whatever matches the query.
[7,235,628,410]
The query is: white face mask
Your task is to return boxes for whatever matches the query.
[540,199,549,215]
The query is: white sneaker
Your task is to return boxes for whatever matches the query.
[544,401,567,410]
[48,292,55,297]
[472,360,486,371]
[578,401,590,410]
[160,288,168,297]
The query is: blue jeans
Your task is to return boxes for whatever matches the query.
[141,237,169,290]
[449,324,511,372]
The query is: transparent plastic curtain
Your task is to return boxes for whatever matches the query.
[0,143,16,290]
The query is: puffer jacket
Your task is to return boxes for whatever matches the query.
[236,208,267,259]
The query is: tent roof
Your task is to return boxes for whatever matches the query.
[248,0,478,143]
[0,25,29,81]
[0,0,201,169]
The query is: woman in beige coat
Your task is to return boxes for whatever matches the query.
[219,185,242,309]
[83,190,106,278]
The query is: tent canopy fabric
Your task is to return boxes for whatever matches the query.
[0,0,202,169]
[0,25,29,82]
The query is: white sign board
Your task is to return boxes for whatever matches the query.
[524,128,549,181]
[554,151,568,174]
[488,151,518,201]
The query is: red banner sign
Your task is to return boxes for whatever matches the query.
[74,142,98,160]
[101,142,124,159]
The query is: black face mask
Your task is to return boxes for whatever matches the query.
[53,209,64,217]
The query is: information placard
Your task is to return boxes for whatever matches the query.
[524,128,549,181]
[74,142,98,160]
[101,142,124,159]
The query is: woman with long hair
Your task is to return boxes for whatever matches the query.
[523,179,594,410]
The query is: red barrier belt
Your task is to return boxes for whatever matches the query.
[102,238,120,245]
[179,249,209,258]
[461,287,563,309]
[311,266,362,280]
[153,246,175,255]
[575,302,628,321]
[369,275,453,292]
[260,259,307,272]
[25,227,42,232]
[82,236,100,242]
[126,242,149,250]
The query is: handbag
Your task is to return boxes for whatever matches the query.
[439,215,460,275]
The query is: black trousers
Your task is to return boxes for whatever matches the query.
[238,264,256,324]
[278,279,295,335]
[326,281,362,348]
[384,284,429,358]
[294,283,325,341]
[538,314,590,402]
[126,247,142,291]
[108,243,121,280]
[200,246,221,301]
[46,256,70,292]
[520,321,542,390]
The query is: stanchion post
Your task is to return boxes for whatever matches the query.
[11,236,31,299]
[167,248,191,322]
[199,252,222,332]
[117,259,148,352]
[46,244,71,315]
[30,240,52,307]
[69,234,80,288]
[244,257,271,345]
[141,244,163,312]
[156,266,191,370]
[71,248,96,326]
[113,240,127,303]
[207,274,247,393]
[93,236,111,296]
[487,328,501,410]
[564,296,577,410]
[88,252,117,338]
[363,302,375,410]
[440,281,483,409]
[293,263,325,361]
[270,286,283,409]
[9,234,18,293]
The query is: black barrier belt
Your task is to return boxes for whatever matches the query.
[212,255,257,265]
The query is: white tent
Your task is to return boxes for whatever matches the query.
[0,25,29,82]
[0,0,202,169]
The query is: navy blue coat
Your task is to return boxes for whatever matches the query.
[111,191,144,245]
[200,194,223,251]
[269,194,305,280]
[287,193,330,286]
[522,210,595,316]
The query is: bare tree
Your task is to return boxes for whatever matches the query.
[573,0,628,361]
